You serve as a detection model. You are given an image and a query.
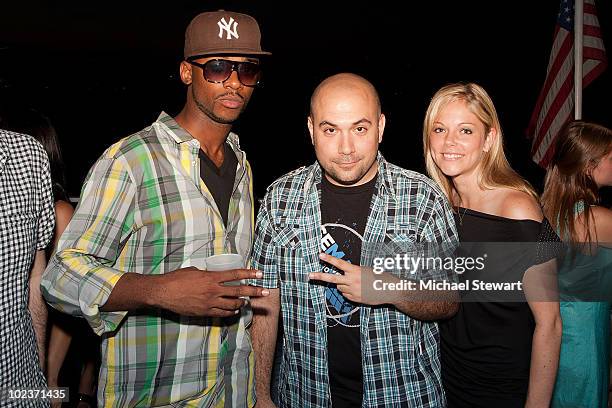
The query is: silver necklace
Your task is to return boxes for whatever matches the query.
[456,206,468,226]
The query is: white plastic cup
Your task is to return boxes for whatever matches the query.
[205,253,244,286]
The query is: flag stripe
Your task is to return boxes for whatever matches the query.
[534,95,573,162]
[530,33,573,150]
[584,2,596,14]
[526,28,571,137]
[583,59,608,86]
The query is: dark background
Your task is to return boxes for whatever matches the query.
[1,0,610,201]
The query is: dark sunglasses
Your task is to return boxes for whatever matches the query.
[187,59,261,87]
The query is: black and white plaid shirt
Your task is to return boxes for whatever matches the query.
[0,129,55,406]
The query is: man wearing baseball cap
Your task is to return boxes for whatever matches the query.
[42,10,270,407]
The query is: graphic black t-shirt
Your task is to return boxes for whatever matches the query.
[320,173,377,408]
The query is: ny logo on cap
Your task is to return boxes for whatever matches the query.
[218,17,239,40]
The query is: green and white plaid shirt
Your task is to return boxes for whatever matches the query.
[42,113,255,408]
[251,155,458,407]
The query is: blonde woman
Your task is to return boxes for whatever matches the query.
[541,120,612,408]
[423,83,562,407]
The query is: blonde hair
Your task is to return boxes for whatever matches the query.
[422,82,537,203]
[542,120,612,245]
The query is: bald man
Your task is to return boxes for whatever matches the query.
[250,74,459,407]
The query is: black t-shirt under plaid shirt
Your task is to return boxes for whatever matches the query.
[0,130,55,406]
[321,174,377,408]
[198,143,237,227]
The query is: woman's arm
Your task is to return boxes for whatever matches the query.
[525,299,562,407]
[505,191,561,406]
[46,200,74,391]
[53,200,75,245]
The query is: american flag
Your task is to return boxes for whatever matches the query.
[527,0,607,168]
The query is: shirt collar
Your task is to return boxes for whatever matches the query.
[156,112,195,144]
[156,112,244,153]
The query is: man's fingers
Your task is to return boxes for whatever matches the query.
[209,308,240,318]
[308,272,344,285]
[213,297,247,311]
[319,253,353,271]
[216,268,263,282]
[336,283,351,293]
[223,284,270,298]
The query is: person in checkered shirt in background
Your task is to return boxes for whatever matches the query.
[0,119,55,407]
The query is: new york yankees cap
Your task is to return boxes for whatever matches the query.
[184,10,271,59]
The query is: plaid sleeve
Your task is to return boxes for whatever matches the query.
[420,193,459,281]
[41,153,136,335]
[428,194,458,254]
[249,193,278,289]
[35,145,55,251]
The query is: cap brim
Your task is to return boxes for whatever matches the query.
[186,49,272,59]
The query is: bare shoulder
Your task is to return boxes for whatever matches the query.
[55,200,74,232]
[498,189,543,222]
[590,205,612,221]
[589,206,612,244]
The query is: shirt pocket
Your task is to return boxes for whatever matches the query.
[274,224,307,284]
[376,228,421,278]
[384,226,417,244]
[382,227,419,256]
